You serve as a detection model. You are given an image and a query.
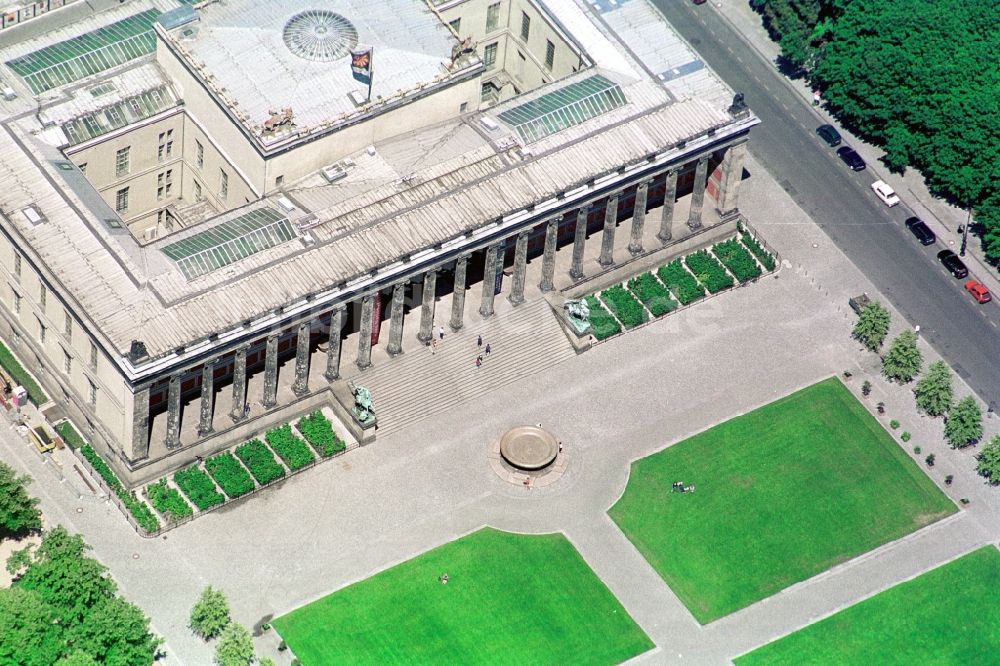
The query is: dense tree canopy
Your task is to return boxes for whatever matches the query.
[0,461,42,537]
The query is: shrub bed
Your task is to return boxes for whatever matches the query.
[741,231,776,271]
[80,444,160,532]
[297,411,346,457]
[235,439,286,485]
[684,250,735,293]
[627,273,677,317]
[173,467,225,511]
[145,478,193,522]
[205,452,255,499]
[0,341,47,405]
[657,260,705,305]
[54,421,85,449]
[713,239,762,283]
[601,286,648,329]
[585,295,622,340]
[266,424,315,472]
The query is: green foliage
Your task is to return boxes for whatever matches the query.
[235,439,286,485]
[852,301,890,352]
[80,445,122,494]
[0,587,62,666]
[54,421,86,449]
[265,424,315,472]
[740,232,776,271]
[712,239,762,283]
[64,596,161,666]
[753,0,841,69]
[205,452,255,499]
[190,586,230,640]
[259,658,276,666]
[583,295,621,340]
[55,651,101,666]
[684,250,734,293]
[0,340,47,404]
[945,396,982,449]
[215,622,254,666]
[913,360,953,417]
[0,461,41,536]
[889,420,900,430]
[657,259,705,305]
[976,435,1000,484]
[882,330,922,383]
[626,273,677,317]
[900,432,911,442]
[80,446,159,533]
[173,467,224,511]
[297,411,346,457]
[144,479,193,522]
[600,285,648,329]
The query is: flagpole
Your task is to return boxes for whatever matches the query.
[367,46,374,103]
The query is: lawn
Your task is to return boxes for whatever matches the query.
[609,377,955,623]
[736,546,1000,665]
[273,528,653,665]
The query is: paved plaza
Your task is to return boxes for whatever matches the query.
[2,154,998,665]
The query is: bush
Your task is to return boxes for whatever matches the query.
[657,260,705,305]
[901,431,911,442]
[945,396,982,449]
[600,285,648,329]
[712,239,762,283]
[584,295,621,340]
[740,231,776,271]
[626,273,677,317]
[173,467,224,511]
[144,479,193,522]
[205,453,255,499]
[684,250,734,293]
[297,411,346,457]
[889,420,900,429]
[54,421,86,449]
[81,444,123,494]
[0,340,47,404]
[190,586,230,640]
[861,380,872,396]
[265,424,315,472]
[925,454,936,467]
[80,444,160,532]
[976,436,1000,484]
[235,439,285,485]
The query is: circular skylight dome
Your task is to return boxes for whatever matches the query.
[282,10,358,62]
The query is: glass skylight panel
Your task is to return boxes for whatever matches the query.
[497,75,628,143]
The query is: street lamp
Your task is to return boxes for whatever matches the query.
[960,206,971,257]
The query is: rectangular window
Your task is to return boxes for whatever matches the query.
[194,181,202,201]
[63,349,72,374]
[90,341,98,370]
[157,173,164,200]
[37,318,46,343]
[13,253,21,279]
[64,310,72,340]
[483,43,498,70]
[157,129,174,161]
[39,283,46,310]
[157,210,165,226]
[219,170,228,200]
[88,379,97,408]
[115,146,130,177]
[78,162,87,175]
[449,18,460,33]
[520,11,530,40]
[486,2,500,31]
[165,169,173,196]
[196,140,204,169]
[275,175,284,188]
[115,187,129,213]
[12,289,21,315]
[545,40,555,70]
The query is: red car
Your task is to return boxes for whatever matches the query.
[965,279,992,304]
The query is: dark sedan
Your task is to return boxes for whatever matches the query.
[904,217,936,245]
[836,146,866,171]
[816,124,842,146]
[937,250,969,279]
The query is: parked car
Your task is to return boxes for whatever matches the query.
[871,180,900,207]
[965,279,992,304]
[836,146,866,171]
[816,124,842,146]
[937,250,969,279]
[904,217,936,245]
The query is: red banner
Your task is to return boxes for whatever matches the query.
[370,291,383,345]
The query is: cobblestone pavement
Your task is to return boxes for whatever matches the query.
[1,155,997,665]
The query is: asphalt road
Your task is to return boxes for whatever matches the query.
[653,0,1000,407]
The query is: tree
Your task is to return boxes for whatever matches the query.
[945,396,983,449]
[976,435,1000,484]
[215,622,254,666]
[882,330,922,383]
[190,586,231,640]
[913,360,953,416]
[852,301,890,351]
[0,587,62,666]
[65,596,161,666]
[56,652,101,666]
[258,658,276,666]
[0,461,42,537]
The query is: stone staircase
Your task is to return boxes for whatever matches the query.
[344,298,576,437]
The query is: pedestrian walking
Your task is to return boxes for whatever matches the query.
[438,326,445,340]
[476,355,482,368]
[484,343,491,357]
[432,339,437,354]
[477,334,482,347]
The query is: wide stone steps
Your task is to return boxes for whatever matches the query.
[344,299,575,436]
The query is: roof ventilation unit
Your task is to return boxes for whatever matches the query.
[479,116,500,132]
[21,206,43,226]
[276,196,295,212]
[320,159,355,183]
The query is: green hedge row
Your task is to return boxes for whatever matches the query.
[145,479,193,522]
[205,452,255,499]
[657,260,705,305]
[584,295,622,340]
[80,445,159,532]
[741,231,776,271]
[713,239,762,283]
[0,341,47,405]
[601,285,648,329]
[54,421,85,449]
[626,273,677,317]
[235,439,285,485]
[173,467,224,511]
[297,411,346,457]
[265,424,315,472]
[684,250,734,293]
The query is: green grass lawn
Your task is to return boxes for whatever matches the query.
[609,377,955,624]
[736,546,1000,665]
[273,528,653,665]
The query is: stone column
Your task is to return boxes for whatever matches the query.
[165,374,181,450]
[417,270,436,343]
[131,387,150,460]
[262,333,278,408]
[598,193,620,267]
[716,141,747,219]
[628,181,649,255]
[539,218,558,292]
[291,320,311,396]
[479,244,499,318]
[687,156,709,231]
[507,231,529,306]
[658,170,678,243]
[357,295,374,370]
[325,307,344,381]
[386,283,406,356]
[197,359,216,436]
[569,205,590,280]
[229,344,249,422]
[449,255,468,331]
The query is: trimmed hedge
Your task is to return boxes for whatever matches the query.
[627,273,677,317]
[685,250,735,293]
[741,231,776,271]
[205,452,255,499]
[601,285,648,329]
[0,341,47,405]
[713,239,762,283]
[585,295,622,341]
[266,424,315,472]
[145,479,193,522]
[173,467,224,511]
[657,260,705,305]
[54,421,85,449]
[235,439,286,485]
[297,411,346,457]
[80,444,159,532]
